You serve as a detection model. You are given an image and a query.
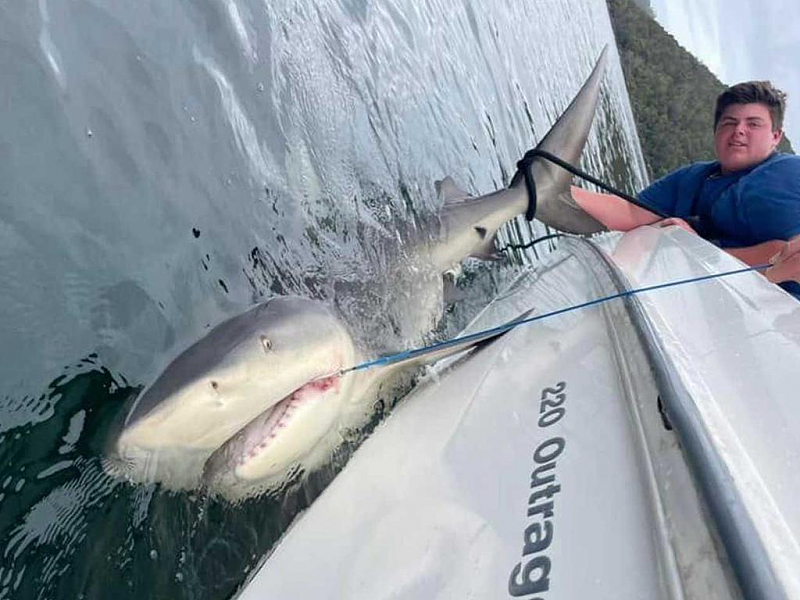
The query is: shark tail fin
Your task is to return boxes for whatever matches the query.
[511,45,610,234]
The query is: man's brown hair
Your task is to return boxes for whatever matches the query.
[714,81,787,131]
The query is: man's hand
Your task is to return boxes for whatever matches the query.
[653,217,697,235]
[766,236,800,284]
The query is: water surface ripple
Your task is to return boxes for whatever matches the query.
[0,0,647,597]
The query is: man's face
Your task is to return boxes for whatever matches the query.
[714,103,783,174]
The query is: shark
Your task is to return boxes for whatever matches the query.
[111,46,609,500]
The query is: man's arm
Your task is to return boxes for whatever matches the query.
[766,235,800,284]
[571,186,787,270]
[572,174,800,284]
[724,240,787,267]
[570,186,665,231]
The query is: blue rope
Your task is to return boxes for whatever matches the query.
[339,263,771,375]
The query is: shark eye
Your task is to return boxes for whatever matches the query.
[260,335,273,352]
[210,380,219,391]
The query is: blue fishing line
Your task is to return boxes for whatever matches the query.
[340,263,772,375]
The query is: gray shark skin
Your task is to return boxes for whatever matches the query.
[111,47,609,500]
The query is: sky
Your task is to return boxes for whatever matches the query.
[649,0,800,143]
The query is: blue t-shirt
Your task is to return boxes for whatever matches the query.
[638,152,800,299]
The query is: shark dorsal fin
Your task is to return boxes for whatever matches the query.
[435,176,471,204]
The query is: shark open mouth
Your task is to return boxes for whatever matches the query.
[236,374,342,467]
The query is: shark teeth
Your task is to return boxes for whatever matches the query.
[236,375,340,466]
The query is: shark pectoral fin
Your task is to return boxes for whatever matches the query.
[435,176,472,204]
[368,307,537,374]
[535,188,607,235]
[470,233,504,261]
[471,250,504,261]
[418,307,537,367]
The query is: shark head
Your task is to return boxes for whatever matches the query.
[114,296,356,487]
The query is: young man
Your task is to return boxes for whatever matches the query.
[570,81,800,297]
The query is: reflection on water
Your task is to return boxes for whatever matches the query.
[0,0,647,597]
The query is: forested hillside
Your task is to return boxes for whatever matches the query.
[630,0,654,17]
[607,0,794,180]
